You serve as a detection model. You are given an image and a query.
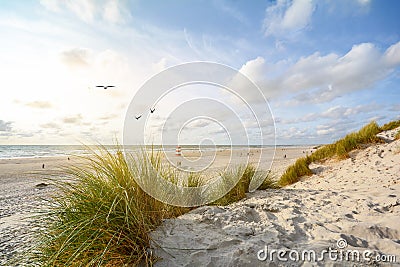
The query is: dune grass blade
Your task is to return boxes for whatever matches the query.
[380,120,400,131]
[211,164,279,205]
[395,131,400,140]
[27,145,188,266]
[19,145,280,266]
[279,121,383,186]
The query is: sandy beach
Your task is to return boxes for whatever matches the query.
[1,136,399,266]
[150,129,400,266]
[2,1,400,265]
[0,156,80,263]
[0,147,307,264]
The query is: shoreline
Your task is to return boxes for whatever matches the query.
[0,144,317,159]
[1,136,399,265]
[0,146,309,264]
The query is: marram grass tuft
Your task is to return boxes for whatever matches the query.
[24,146,276,266]
[28,146,188,266]
[279,121,384,186]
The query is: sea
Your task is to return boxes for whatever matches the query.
[0,144,311,160]
[0,145,95,159]
[0,145,291,160]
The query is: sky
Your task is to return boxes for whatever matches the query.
[0,0,399,145]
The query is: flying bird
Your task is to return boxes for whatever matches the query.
[96,85,115,90]
[135,115,142,120]
[150,107,155,113]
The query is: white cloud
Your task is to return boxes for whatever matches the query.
[25,101,53,109]
[65,0,97,23]
[314,118,357,138]
[316,126,335,136]
[263,0,373,38]
[239,57,266,81]
[40,0,131,24]
[103,0,131,24]
[0,120,13,132]
[383,42,400,67]
[280,126,309,139]
[62,114,83,124]
[186,119,212,129]
[389,104,400,112]
[60,48,91,67]
[263,0,315,37]
[214,1,248,25]
[280,104,381,124]
[282,0,314,30]
[368,115,386,122]
[40,122,60,129]
[239,41,400,104]
[357,0,371,6]
[152,58,169,73]
[39,0,61,12]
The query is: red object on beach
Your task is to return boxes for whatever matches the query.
[176,146,181,156]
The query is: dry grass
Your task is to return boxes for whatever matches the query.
[211,165,279,206]
[279,121,382,186]
[395,131,400,140]
[257,171,280,190]
[380,120,400,131]
[27,146,188,266]
[24,146,277,266]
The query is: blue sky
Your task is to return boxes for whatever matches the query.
[0,0,399,145]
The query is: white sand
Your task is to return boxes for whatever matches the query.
[164,146,312,177]
[0,146,308,264]
[0,156,80,263]
[150,128,400,266]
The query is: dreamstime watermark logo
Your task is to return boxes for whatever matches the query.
[257,238,397,264]
[123,62,276,207]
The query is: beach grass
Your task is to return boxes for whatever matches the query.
[279,121,382,186]
[380,120,400,131]
[29,146,189,266]
[208,166,248,206]
[211,164,277,206]
[257,171,280,190]
[278,157,312,186]
[28,146,276,266]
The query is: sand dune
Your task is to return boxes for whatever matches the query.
[151,128,400,266]
[0,148,304,264]
[1,133,399,265]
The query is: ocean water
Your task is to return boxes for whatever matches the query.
[0,145,283,159]
[0,145,209,159]
[0,145,93,159]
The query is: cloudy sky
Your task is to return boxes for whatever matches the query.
[0,0,399,145]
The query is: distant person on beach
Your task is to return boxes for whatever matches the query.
[42,164,45,169]
[284,154,286,159]
[68,157,70,160]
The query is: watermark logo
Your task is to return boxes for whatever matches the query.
[123,62,276,207]
[257,238,397,264]
[336,238,347,249]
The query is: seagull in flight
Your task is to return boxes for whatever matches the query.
[135,115,142,120]
[96,85,115,90]
[150,107,155,113]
